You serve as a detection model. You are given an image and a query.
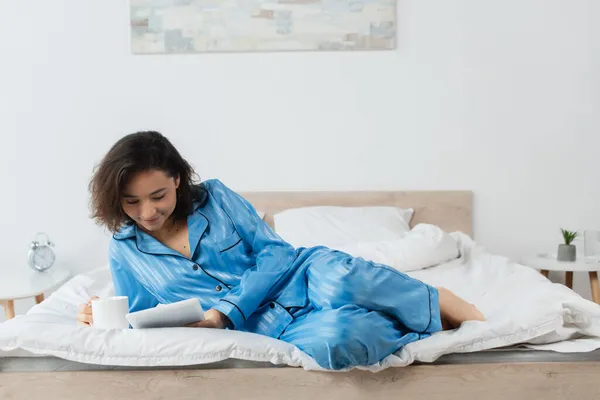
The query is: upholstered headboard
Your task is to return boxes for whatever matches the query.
[239,190,473,237]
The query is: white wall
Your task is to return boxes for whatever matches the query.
[1,0,599,321]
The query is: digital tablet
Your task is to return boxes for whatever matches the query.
[126,298,205,329]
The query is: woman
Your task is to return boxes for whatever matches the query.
[77,131,485,370]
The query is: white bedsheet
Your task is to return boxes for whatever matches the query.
[2,232,600,372]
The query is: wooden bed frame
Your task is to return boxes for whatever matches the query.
[243,189,474,237]
[2,190,600,399]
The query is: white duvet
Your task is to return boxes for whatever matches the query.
[2,232,600,372]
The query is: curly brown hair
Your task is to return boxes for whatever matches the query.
[89,131,200,233]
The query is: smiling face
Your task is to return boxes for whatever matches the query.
[121,169,180,232]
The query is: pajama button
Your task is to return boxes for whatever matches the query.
[270,303,275,309]
[193,265,199,271]
[216,285,222,292]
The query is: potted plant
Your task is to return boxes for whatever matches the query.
[558,229,579,262]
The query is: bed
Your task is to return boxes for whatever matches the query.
[2,189,600,399]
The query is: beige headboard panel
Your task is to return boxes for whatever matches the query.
[239,191,473,237]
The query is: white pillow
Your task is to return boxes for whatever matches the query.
[274,206,413,249]
[335,224,459,272]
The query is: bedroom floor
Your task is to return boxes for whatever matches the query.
[2,360,600,400]
[3,351,600,399]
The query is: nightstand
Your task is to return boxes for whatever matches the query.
[522,254,600,304]
[0,267,71,320]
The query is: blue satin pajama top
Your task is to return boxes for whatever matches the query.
[110,179,316,339]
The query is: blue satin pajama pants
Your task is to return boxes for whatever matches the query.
[279,249,442,370]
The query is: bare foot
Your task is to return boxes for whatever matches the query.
[437,287,486,329]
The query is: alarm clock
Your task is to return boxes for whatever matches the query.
[28,232,56,272]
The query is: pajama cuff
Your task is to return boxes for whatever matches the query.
[426,285,443,333]
[213,299,246,330]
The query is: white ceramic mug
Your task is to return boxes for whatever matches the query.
[91,296,130,329]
